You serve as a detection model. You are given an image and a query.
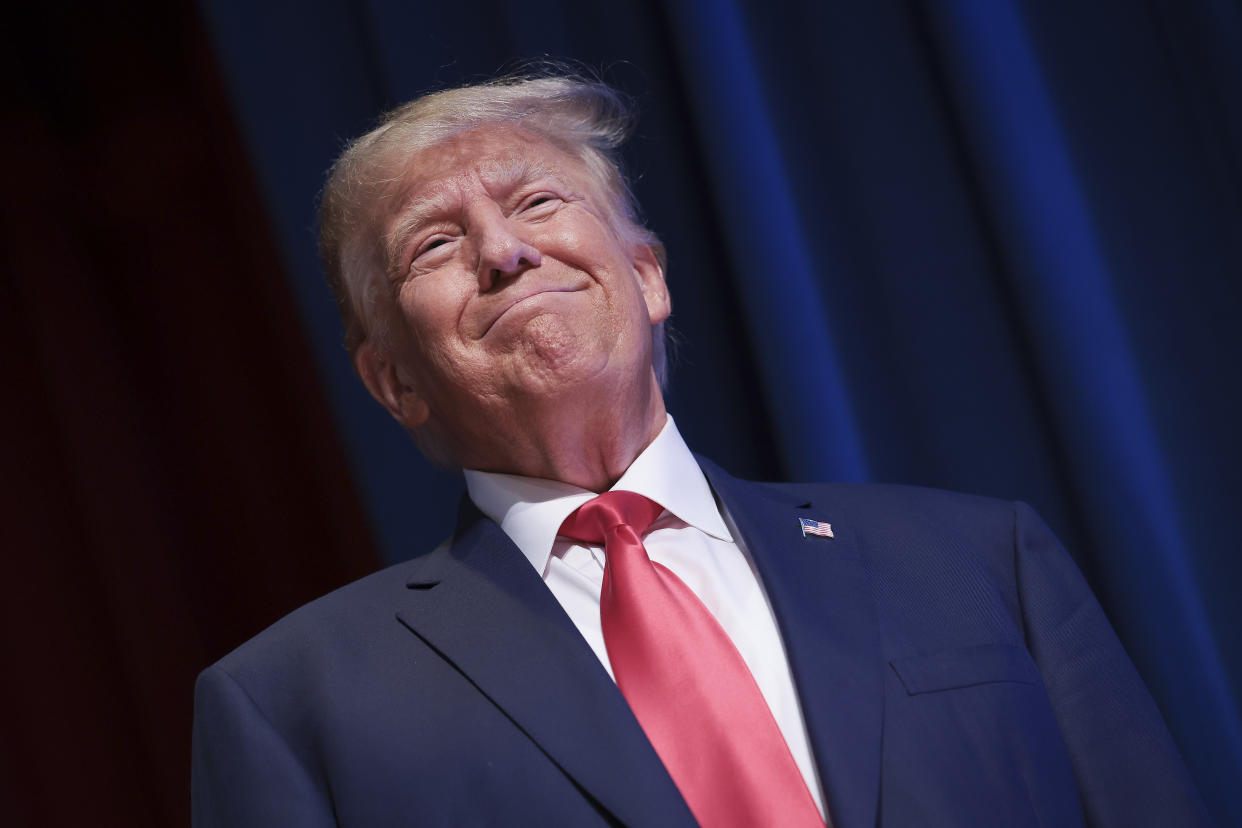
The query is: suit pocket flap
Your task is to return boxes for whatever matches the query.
[890,643,1039,695]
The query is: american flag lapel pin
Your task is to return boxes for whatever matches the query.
[798,517,834,539]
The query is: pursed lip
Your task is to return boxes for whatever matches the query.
[477,286,585,338]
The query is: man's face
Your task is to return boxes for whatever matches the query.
[357,124,669,465]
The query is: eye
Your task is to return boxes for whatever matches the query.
[413,235,454,261]
[518,193,562,216]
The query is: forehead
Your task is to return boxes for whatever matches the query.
[388,125,590,209]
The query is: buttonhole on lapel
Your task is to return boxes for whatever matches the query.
[406,580,440,590]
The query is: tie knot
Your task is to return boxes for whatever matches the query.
[558,490,665,544]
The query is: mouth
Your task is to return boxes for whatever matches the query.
[480,287,585,337]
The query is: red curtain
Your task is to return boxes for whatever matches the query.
[0,3,379,824]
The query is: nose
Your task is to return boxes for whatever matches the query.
[474,212,542,292]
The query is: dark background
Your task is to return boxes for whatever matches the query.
[4,0,1239,825]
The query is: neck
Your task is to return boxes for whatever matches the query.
[449,373,667,492]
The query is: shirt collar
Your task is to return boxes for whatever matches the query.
[463,415,733,576]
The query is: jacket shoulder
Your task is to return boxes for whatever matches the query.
[760,479,1018,525]
[203,543,443,686]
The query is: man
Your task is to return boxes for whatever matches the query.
[192,73,1209,826]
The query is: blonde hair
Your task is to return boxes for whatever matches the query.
[317,71,668,384]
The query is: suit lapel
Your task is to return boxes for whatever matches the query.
[395,498,696,828]
[701,459,883,828]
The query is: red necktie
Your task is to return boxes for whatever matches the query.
[559,490,823,828]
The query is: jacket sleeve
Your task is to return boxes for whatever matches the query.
[192,664,338,828]
[1013,501,1212,826]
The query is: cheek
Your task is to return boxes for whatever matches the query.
[397,281,464,349]
[544,207,625,264]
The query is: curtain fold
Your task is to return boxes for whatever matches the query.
[664,0,870,482]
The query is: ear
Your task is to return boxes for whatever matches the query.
[354,341,431,430]
[633,243,671,325]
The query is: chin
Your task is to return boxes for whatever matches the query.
[506,317,611,387]
[513,354,606,397]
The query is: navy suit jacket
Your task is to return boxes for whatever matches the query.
[192,459,1209,826]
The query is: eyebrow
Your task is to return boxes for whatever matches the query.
[384,192,457,277]
[383,156,573,277]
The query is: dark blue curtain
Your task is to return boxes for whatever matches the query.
[199,0,1242,821]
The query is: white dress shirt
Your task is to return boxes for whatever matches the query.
[464,415,826,819]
